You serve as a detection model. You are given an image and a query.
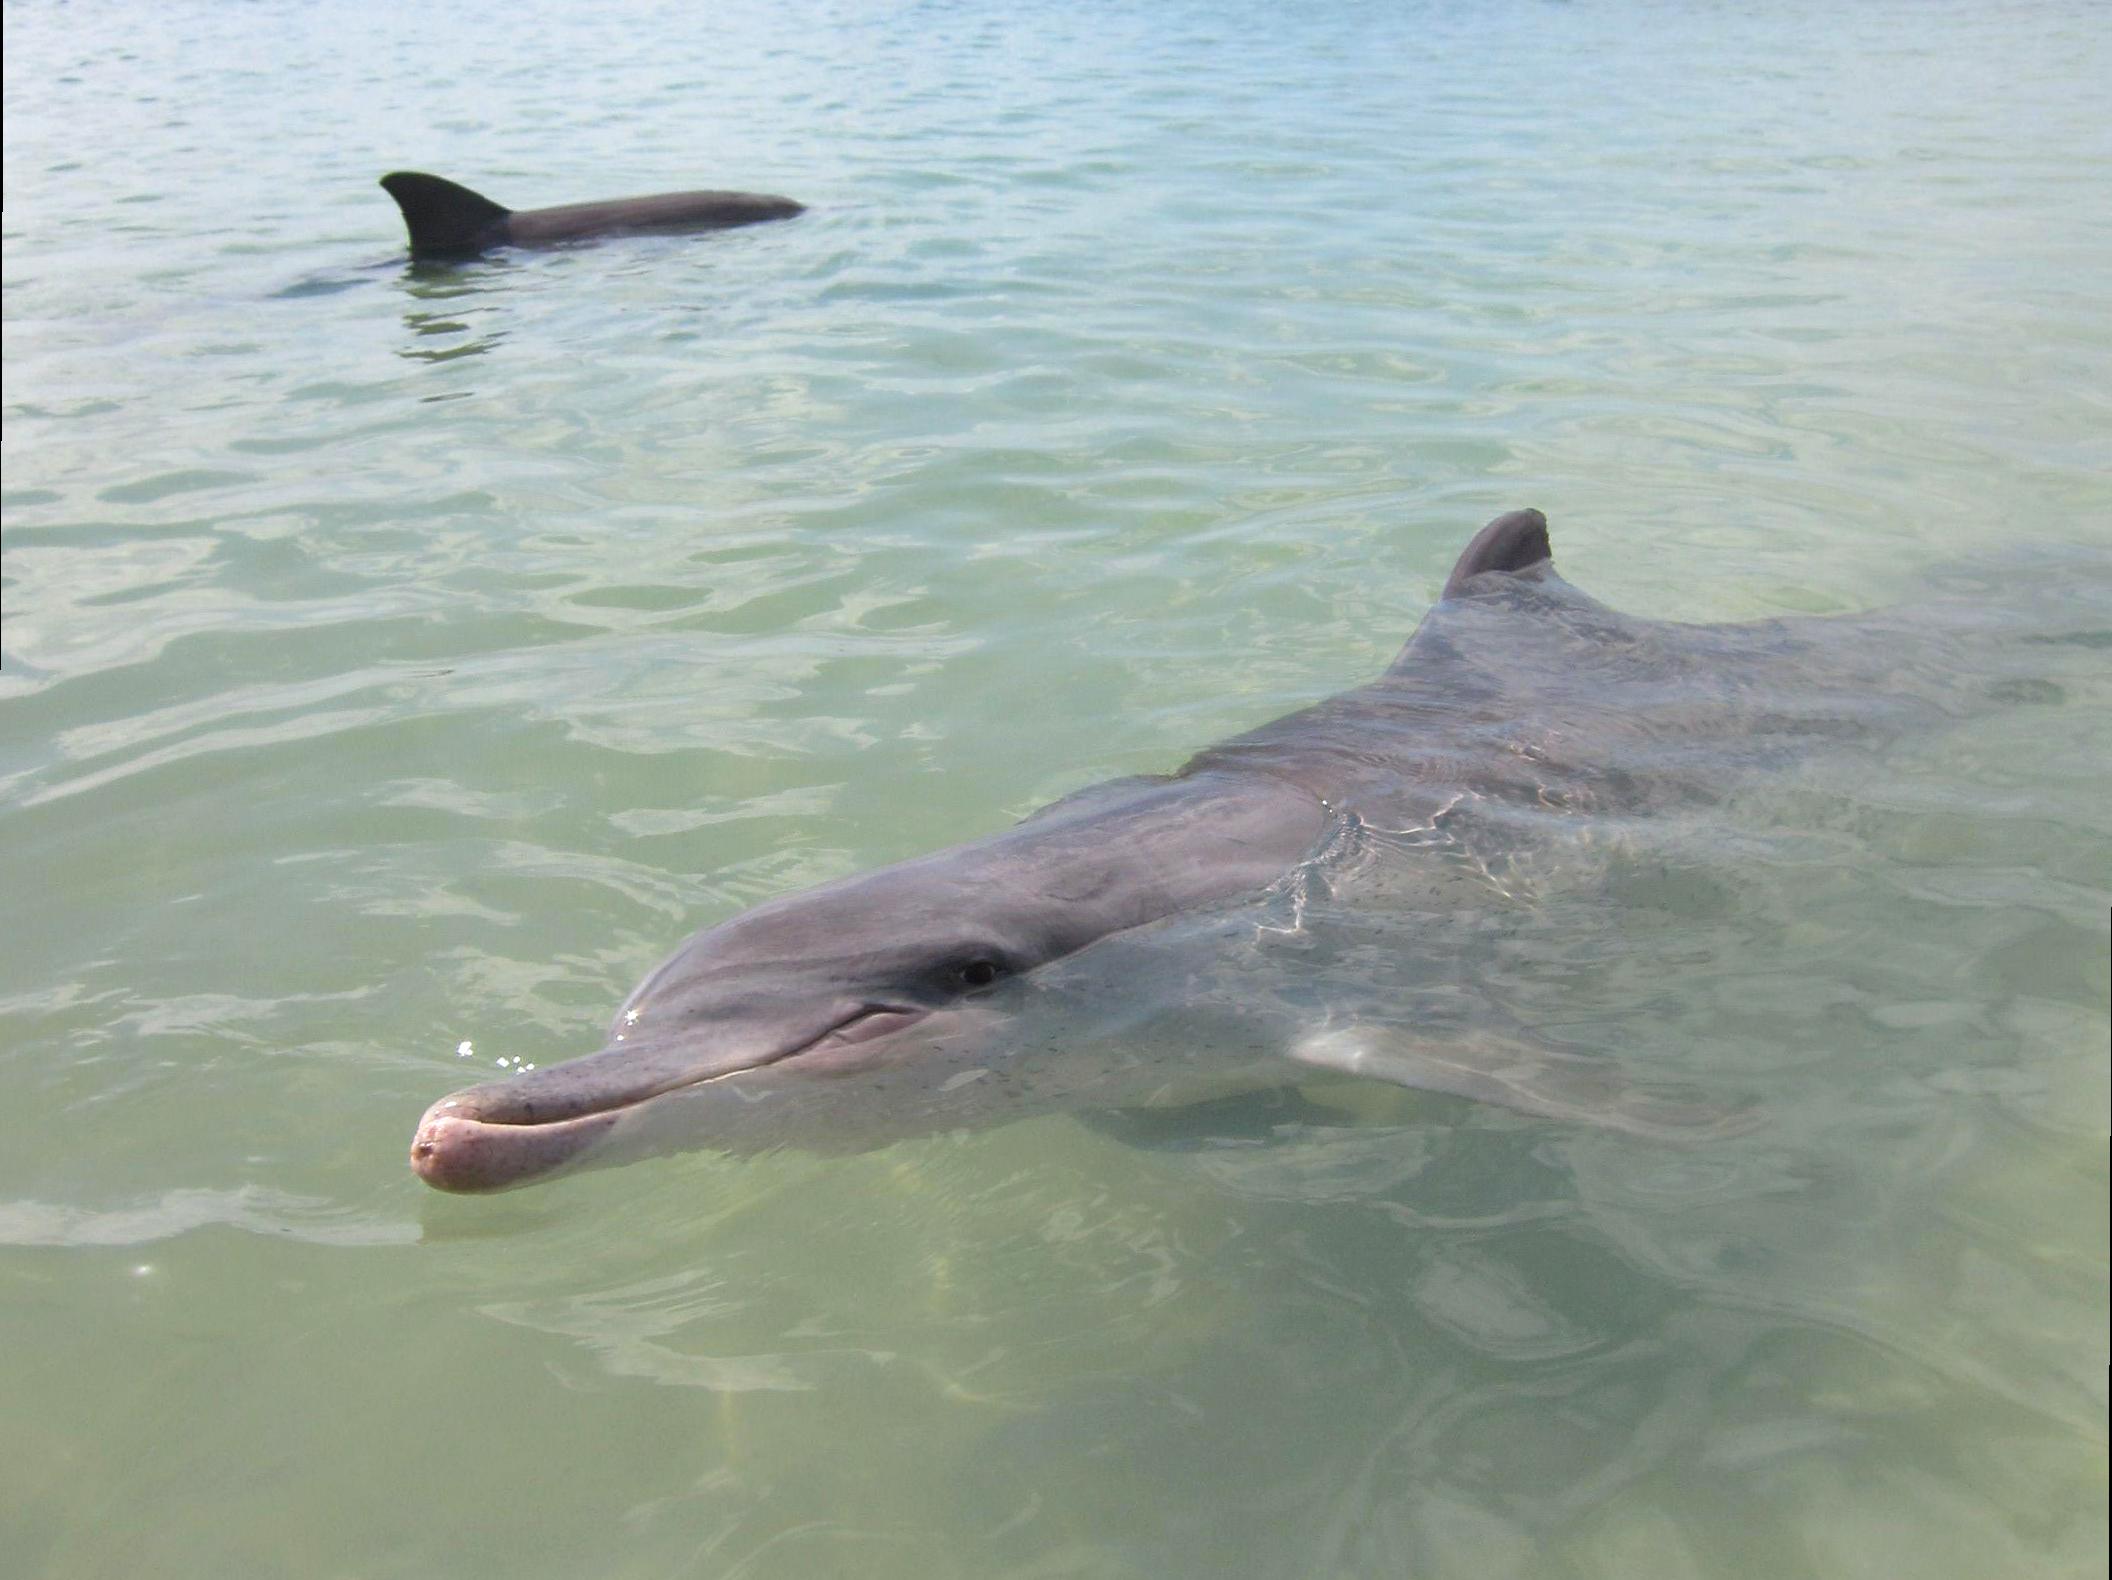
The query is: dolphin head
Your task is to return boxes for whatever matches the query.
[410,771,1330,1190]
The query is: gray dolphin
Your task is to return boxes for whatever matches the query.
[379,171,804,260]
[410,510,1979,1192]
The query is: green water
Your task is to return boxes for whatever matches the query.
[4,0,2107,1575]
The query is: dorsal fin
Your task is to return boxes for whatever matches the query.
[1441,508,1552,599]
[379,172,512,258]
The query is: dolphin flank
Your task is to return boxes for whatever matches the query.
[379,171,805,259]
[410,509,1991,1192]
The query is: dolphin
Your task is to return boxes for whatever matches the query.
[379,171,805,260]
[409,509,1983,1192]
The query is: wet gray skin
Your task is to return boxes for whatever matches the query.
[379,172,804,260]
[410,509,2066,1191]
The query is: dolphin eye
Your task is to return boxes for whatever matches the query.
[959,958,1004,989]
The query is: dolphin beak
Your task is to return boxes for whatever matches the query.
[410,1103,623,1192]
[408,1005,932,1192]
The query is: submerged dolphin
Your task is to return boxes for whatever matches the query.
[379,171,805,260]
[410,510,1979,1192]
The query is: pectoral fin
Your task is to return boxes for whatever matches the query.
[1289,1024,1759,1142]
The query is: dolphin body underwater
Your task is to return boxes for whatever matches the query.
[411,509,2018,1192]
[379,172,805,259]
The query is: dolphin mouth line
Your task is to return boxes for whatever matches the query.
[409,1004,926,1191]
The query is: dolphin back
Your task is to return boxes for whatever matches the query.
[379,172,513,258]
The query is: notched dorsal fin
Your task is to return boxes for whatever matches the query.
[380,172,512,258]
[1441,508,1552,599]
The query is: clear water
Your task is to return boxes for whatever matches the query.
[4,0,2108,1575]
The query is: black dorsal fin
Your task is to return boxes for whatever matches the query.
[1441,508,1552,599]
[379,172,512,258]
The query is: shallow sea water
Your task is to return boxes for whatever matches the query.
[4,1,2108,1576]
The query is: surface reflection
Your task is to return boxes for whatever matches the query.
[395,258,516,363]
